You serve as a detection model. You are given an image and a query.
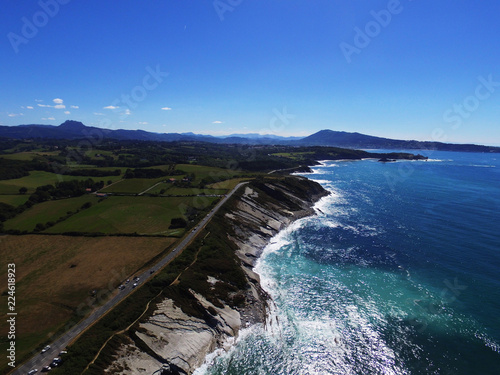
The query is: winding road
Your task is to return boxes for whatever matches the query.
[12,182,247,375]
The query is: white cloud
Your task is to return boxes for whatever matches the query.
[42,117,56,121]
[53,98,63,104]
[104,105,119,110]
[212,120,223,124]
[35,99,43,102]
[70,105,79,109]
[64,111,70,115]
[8,113,23,117]
[161,107,172,110]
[123,109,131,116]
[26,106,34,109]
[138,121,148,125]
[37,102,65,109]
[93,112,105,116]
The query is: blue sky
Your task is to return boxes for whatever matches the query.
[1,0,500,144]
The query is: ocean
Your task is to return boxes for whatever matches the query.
[195,150,500,375]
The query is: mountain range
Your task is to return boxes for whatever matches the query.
[1,120,499,153]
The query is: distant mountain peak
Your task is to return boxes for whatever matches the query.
[58,120,86,129]
[1,122,499,153]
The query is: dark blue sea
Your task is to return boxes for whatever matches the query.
[196,151,500,375]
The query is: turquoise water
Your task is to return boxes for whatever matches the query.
[196,151,500,375]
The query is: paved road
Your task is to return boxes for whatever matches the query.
[12,182,247,375]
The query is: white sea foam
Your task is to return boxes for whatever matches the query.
[193,325,261,375]
[308,179,331,184]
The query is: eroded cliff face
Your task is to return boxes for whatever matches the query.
[105,177,329,375]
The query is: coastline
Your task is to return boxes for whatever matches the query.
[193,177,331,373]
[104,176,330,375]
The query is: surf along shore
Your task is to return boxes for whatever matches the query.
[90,175,329,375]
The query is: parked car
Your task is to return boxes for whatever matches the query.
[28,370,38,375]
[41,345,50,353]
[41,366,51,372]
[132,282,138,288]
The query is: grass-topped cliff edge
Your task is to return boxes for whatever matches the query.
[47,176,329,375]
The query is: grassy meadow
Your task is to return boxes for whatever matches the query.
[0,235,175,370]
[0,146,256,372]
[100,177,166,194]
[0,194,29,206]
[0,171,91,195]
[3,195,101,232]
[42,196,218,235]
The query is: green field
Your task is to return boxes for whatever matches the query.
[207,177,251,190]
[0,151,59,160]
[83,149,117,159]
[0,171,95,194]
[3,195,101,232]
[0,194,29,206]
[44,195,219,235]
[145,181,227,196]
[98,164,242,194]
[176,164,241,184]
[271,151,315,160]
[162,187,227,196]
[100,177,167,194]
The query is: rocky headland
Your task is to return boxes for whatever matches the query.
[104,176,329,374]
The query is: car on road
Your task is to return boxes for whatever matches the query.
[118,285,125,290]
[28,370,38,375]
[41,365,51,372]
[41,345,50,353]
[59,350,67,355]
[132,282,138,288]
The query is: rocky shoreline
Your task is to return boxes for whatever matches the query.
[105,176,329,375]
